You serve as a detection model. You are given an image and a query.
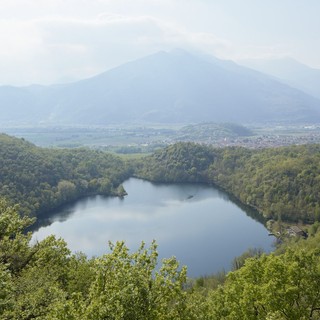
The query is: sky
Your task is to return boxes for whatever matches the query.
[1,0,320,86]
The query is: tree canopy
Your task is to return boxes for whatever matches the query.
[0,134,132,217]
[1,134,320,223]
[136,142,320,222]
[1,198,320,319]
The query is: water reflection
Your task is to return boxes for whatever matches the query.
[31,178,274,277]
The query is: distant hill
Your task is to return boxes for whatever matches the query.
[176,122,253,141]
[1,50,320,125]
[239,57,320,100]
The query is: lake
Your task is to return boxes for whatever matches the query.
[32,178,274,277]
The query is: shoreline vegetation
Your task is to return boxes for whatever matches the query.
[1,133,320,318]
[1,133,319,227]
[0,133,133,218]
[135,142,320,224]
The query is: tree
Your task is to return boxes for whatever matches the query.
[208,248,320,319]
[0,199,35,274]
[48,241,190,320]
[57,180,77,202]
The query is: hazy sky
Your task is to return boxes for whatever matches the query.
[1,0,320,85]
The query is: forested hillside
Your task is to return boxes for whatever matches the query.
[1,133,320,223]
[0,134,132,216]
[136,142,320,222]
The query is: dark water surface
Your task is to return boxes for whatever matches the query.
[32,178,274,277]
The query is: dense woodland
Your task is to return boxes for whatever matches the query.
[136,142,320,223]
[0,134,131,217]
[1,134,320,223]
[1,134,320,318]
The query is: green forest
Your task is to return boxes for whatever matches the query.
[0,134,132,217]
[1,134,320,318]
[2,134,320,223]
[136,142,320,223]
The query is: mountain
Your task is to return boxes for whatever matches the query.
[239,57,320,99]
[1,50,320,125]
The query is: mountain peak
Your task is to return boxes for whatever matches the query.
[0,50,320,125]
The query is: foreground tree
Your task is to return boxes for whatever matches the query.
[0,199,193,319]
[2,197,320,319]
[49,241,189,320]
[0,199,35,274]
[208,248,320,319]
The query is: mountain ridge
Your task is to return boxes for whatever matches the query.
[239,57,320,100]
[1,50,320,125]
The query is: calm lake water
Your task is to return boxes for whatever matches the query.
[32,178,274,277]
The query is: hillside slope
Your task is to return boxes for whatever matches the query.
[0,134,131,216]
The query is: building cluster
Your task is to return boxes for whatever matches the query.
[207,133,320,149]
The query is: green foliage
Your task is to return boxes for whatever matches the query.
[3,134,320,318]
[76,241,188,320]
[231,247,264,271]
[0,264,13,314]
[2,133,320,223]
[192,270,227,291]
[136,142,320,223]
[0,199,193,319]
[0,199,35,274]
[136,142,216,183]
[178,122,253,141]
[210,144,320,222]
[208,248,320,319]
[0,134,133,217]
[1,198,320,319]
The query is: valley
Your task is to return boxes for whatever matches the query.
[3,122,320,152]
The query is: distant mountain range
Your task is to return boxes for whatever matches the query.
[1,49,320,125]
[239,57,320,100]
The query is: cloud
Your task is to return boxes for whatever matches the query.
[0,13,233,85]
[1,0,319,85]
[0,9,290,85]
[0,20,41,57]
